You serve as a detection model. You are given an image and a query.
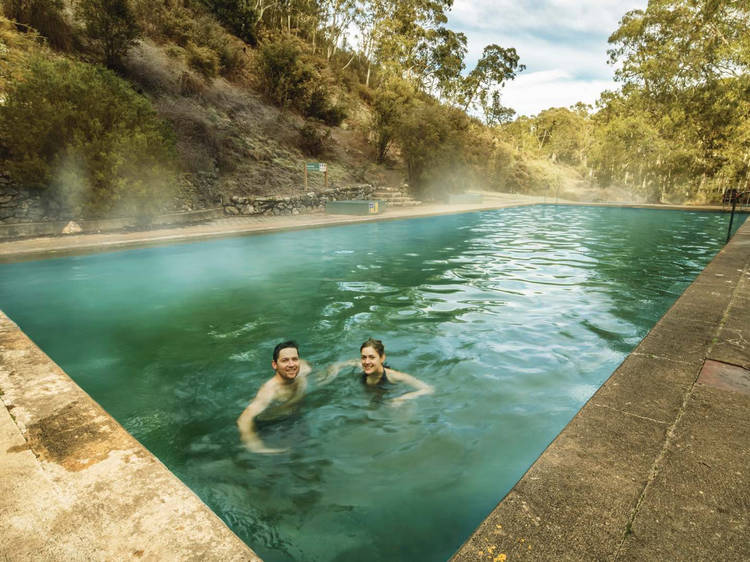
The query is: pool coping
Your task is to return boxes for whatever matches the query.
[1,200,747,560]
[0,310,260,560]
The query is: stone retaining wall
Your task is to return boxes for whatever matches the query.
[223,185,376,216]
[0,208,226,241]
[0,173,51,224]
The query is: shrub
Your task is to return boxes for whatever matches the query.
[306,88,347,126]
[203,0,258,46]
[298,123,330,156]
[178,70,205,96]
[395,100,471,193]
[77,0,141,69]
[130,2,245,78]
[257,36,312,107]
[257,35,343,123]
[185,40,220,78]
[191,15,246,78]
[2,0,72,50]
[0,54,178,218]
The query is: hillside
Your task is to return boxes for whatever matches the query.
[5,1,742,227]
[0,2,609,226]
[121,39,407,210]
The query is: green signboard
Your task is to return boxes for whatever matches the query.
[306,162,327,172]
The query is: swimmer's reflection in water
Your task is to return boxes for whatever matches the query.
[320,338,434,406]
[237,340,309,454]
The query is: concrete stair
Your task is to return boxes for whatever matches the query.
[372,186,422,208]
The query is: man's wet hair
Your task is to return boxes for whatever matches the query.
[360,338,385,357]
[273,340,299,362]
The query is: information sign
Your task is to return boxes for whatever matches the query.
[304,162,328,188]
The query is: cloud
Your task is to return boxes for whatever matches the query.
[447,0,647,116]
[501,71,615,117]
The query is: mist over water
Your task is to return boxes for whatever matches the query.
[0,206,745,561]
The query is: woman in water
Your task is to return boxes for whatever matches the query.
[322,338,434,404]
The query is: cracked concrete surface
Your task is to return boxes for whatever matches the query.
[0,312,259,561]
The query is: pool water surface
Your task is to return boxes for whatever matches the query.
[0,206,745,561]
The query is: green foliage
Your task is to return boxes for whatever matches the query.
[196,16,247,78]
[257,36,313,107]
[598,0,750,202]
[77,0,141,68]
[257,34,346,123]
[394,99,471,194]
[306,88,347,126]
[298,123,331,156]
[131,1,246,78]
[370,78,414,163]
[0,54,178,218]
[185,40,220,78]
[459,44,524,121]
[1,0,72,50]
[203,0,258,46]
[533,107,590,165]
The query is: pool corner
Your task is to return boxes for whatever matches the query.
[0,311,260,561]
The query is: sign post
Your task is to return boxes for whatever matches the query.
[305,162,328,189]
[727,191,738,244]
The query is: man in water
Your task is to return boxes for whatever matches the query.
[237,340,310,453]
[322,338,433,405]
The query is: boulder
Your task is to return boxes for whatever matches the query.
[62,221,83,234]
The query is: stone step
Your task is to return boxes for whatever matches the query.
[383,200,422,207]
[374,196,413,202]
[373,191,411,197]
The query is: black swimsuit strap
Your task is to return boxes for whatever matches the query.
[361,366,391,386]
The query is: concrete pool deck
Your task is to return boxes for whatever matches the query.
[1,196,747,560]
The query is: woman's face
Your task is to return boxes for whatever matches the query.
[360,346,385,376]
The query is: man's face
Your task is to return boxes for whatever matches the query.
[360,346,384,376]
[273,347,300,381]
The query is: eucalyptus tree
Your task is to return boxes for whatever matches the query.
[417,26,466,99]
[351,0,454,87]
[319,0,357,60]
[458,44,524,124]
[602,0,750,200]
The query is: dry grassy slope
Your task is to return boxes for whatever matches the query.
[521,157,645,204]
[122,40,395,210]
[121,41,617,210]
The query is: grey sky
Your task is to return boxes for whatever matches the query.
[447,0,649,116]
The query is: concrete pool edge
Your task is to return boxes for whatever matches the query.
[452,215,750,559]
[0,312,259,561]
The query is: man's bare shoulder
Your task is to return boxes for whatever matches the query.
[256,376,283,398]
[299,359,312,377]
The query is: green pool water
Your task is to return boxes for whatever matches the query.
[0,206,745,561]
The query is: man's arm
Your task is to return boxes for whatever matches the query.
[237,382,286,454]
[317,358,358,386]
[386,370,434,404]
